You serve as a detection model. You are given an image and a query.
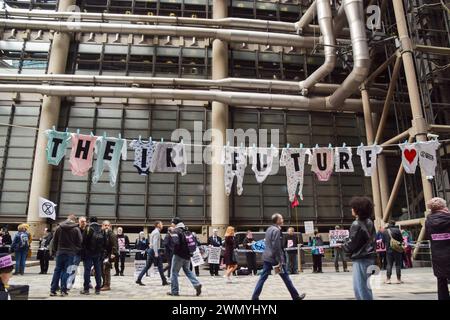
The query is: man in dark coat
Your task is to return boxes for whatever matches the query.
[207,229,222,276]
[383,221,404,284]
[425,197,450,300]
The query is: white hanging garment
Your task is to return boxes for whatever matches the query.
[248,146,279,183]
[357,144,383,177]
[280,147,311,202]
[220,145,247,196]
[334,146,354,173]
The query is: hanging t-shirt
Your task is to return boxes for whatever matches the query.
[150,142,187,175]
[357,144,383,177]
[280,147,311,202]
[129,139,156,176]
[334,146,354,173]
[399,142,419,174]
[416,140,441,178]
[220,145,247,196]
[69,133,98,176]
[248,146,279,183]
[309,147,334,181]
[92,137,127,186]
[45,129,71,166]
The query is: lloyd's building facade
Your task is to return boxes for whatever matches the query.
[0,0,449,250]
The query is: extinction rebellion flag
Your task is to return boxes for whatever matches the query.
[38,197,57,221]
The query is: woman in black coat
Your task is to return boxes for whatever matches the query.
[37,228,53,274]
[425,197,450,300]
[223,226,238,283]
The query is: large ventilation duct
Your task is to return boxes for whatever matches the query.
[0,84,382,112]
[0,19,317,48]
[299,0,336,96]
[327,0,370,108]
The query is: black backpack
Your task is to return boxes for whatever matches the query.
[181,230,198,256]
[87,226,105,254]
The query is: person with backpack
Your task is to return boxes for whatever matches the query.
[100,220,117,291]
[49,214,83,296]
[342,197,376,300]
[425,197,450,300]
[11,224,30,275]
[167,217,202,297]
[80,216,104,295]
[383,220,404,284]
[136,221,169,286]
[114,227,130,276]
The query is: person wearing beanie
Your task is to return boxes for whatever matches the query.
[0,253,15,300]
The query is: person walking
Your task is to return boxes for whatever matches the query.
[333,225,348,272]
[284,227,299,275]
[167,217,202,297]
[37,228,53,274]
[384,221,404,284]
[309,230,324,273]
[163,227,175,278]
[136,221,169,286]
[80,217,104,295]
[251,213,306,300]
[114,227,130,276]
[342,197,376,300]
[11,224,30,275]
[243,230,258,276]
[49,214,83,297]
[207,229,222,276]
[425,197,450,300]
[100,220,117,291]
[223,226,238,283]
[376,226,387,270]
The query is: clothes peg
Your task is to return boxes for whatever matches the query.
[103,131,107,138]
[181,139,184,144]
[90,132,94,137]
[118,133,121,139]
[252,143,256,148]
[315,144,319,148]
[161,137,164,143]
[227,141,230,147]
[342,142,346,148]
[328,143,332,148]
[76,129,80,136]
[270,144,274,148]
[300,143,303,148]
[286,143,290,148]
[52,125,56,131]
[138,135,142,141]
[240,142,244,148]
[149,137,152,143]
[65,127,68,133]
[360,142,364,147]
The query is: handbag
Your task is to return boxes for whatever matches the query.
[388,229,404,253]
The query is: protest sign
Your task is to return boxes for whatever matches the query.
[191,248,205,267]
[376,239,386,252]
[329,229,349,247]
[304,221,315,234]
[207,246,221,264]
[134,259,148,280]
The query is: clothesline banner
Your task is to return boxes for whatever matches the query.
[44,129,442,201]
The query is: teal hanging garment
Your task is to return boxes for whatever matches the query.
[45,129,71,165]
[92,136,127,186]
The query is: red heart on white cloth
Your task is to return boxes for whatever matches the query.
[404,149,417,164]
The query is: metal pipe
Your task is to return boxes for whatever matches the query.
[0,18,317,48]
[0,73,389,96]
[374,55,403,143]
[381,129,411,147]
[429,124,450,132]
[295,1,316,34]
[0,6,296,32]
[299,0,336,95]
[328,0,370,109]
[395,218,424,227]
[364,52,398,86]
[0,84,378,112]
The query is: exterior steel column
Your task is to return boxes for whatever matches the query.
[210,0,229,236]
[361,86,383,230]
[26,0,75,238]
[392,0,433,258]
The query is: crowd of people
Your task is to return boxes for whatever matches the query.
[0,196,449,300]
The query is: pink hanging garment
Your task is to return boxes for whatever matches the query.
[69,133,98,176]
